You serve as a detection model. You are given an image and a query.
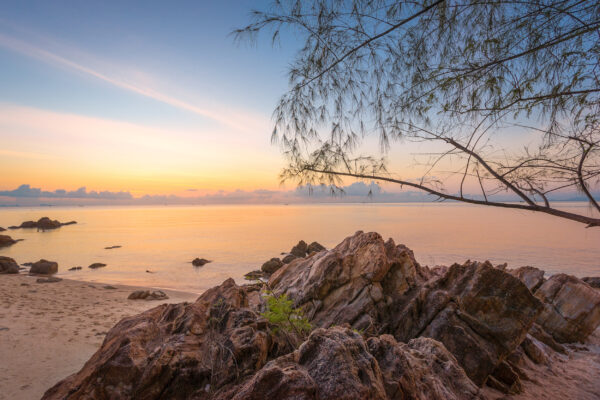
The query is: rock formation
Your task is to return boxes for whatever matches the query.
[10,217,77,231]
[582,276,600,289]
[0,234,17,248]
[0,256,19,274]
[29,259,58,275]
[534,274,600,343]
[42,231,600,400]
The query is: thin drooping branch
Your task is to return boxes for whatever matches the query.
[304,167,600,227]
[577,144,600,212]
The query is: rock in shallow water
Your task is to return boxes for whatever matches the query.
[0,256,19,274]
[192,258,211,266]
[127,290,169,300]
[29,259,58,275]
[88,263,107,269]
[261,258,283,274]
[0,234,17,248]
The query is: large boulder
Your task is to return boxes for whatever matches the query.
[366,334,482,400]
[0,256,19,274]
[217,327,481,400]
[269,231,429,333]
[391,260,542,386]
[29,259,58,275]
[43,279,287,400]
[0,235,17,248]
[534,274,600,343]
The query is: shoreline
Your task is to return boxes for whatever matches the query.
[0,274,198,400]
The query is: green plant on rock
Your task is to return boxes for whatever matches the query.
[261,292,311,342]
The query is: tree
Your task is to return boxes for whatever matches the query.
[236,0,600,227]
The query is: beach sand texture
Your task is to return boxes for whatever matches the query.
[0,274,198,400]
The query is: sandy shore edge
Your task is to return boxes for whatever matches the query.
[0,274,199,400]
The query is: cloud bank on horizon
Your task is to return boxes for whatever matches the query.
[0,183,432,206]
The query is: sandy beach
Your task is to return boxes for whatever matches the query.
[0,274,198,400]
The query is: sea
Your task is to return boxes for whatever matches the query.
[0,203,598,293]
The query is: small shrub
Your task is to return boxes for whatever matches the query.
[261,292,311,339]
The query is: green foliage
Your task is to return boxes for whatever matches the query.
[261,292,312,337]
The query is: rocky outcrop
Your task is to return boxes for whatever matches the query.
[261,258,283,274]
[29,259,58,275]
[290,240,308,258]
[11,217,76,230]
[509,266,545,292]
[534,274,600,343]
[281,254,297,264]
[192,258,211,267]
[42,231,599,400]
[582,277,600,289]
[269,231,429,333]
[43,279,287,400]
[390,260,542,385]
[0,256,19,274]
[127,290,169,300]
[270,232,542,386]
[0,234,17,248]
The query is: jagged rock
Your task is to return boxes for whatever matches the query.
[307,241,326,254]
[509,266,545,292]
[192,258,211,266]
[29,259,58,275]
[271,231,541,387]
[43,279,286,400]
[367,334,482,400]
[220,327,387,400]
[261,258,283,274]
[290,240,308,258]
[528,323,566,353]
[127,290,169,300]
[0,234,17,248]
[0,256,19,274]
[270,231,429,334]
[88,263,107,269]
[535,274,600,343]
[391,260,542,386]
[281,254,297,264]
[582,277,600,289]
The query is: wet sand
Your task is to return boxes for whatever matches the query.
[0,274,198,400]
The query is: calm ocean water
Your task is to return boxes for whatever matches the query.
[0,203,598,293]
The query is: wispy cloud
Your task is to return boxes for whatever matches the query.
[0,32,268,133]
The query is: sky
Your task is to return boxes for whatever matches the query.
[0,0,306,199]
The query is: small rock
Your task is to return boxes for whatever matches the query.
[290,240,308,257]
[281,254,297,264]
[307,241,326,254]
[0,256,19,274]
[36,277,62,283]
[244,270,267,280]
[103,285,117,290]
[146,270,154,273]
[30,259,58,275]
[0,226,5,232]
[261,257,283,274]
[68,266,83,271]
[192,258,211,267]
[22,262,33,266]
[20,283,30,286]
[88,263,107,269]
[104,245,122,250]
[0,327,9,331]
[128,290,169,300]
